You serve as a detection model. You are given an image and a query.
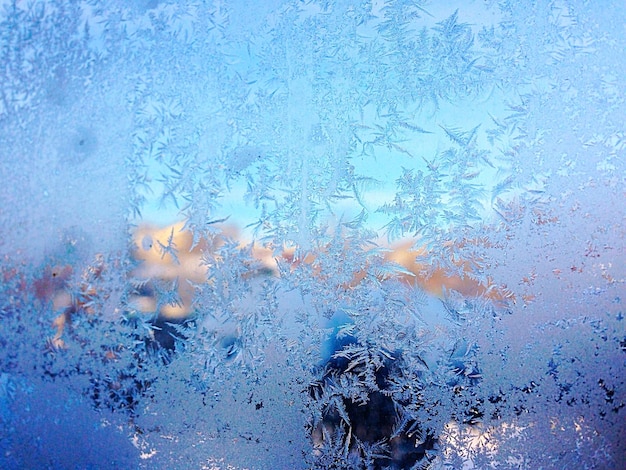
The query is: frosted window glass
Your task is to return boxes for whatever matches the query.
[1,1,624,468]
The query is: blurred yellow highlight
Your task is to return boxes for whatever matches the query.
[37,221,513,345]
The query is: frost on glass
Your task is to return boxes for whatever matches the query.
[0,1,624,469]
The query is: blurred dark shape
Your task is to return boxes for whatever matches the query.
[310,329,436,469]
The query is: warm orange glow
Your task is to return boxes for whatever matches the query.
[282,238,514,305]
[386,240,515,304]
[39,222,515,344]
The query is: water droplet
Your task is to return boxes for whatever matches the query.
[142,235,153,251]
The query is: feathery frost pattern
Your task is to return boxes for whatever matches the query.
[0,1,624,468]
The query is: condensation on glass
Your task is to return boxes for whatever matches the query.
[0,1,624,469]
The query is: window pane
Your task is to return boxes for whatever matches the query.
[1,1,624,468]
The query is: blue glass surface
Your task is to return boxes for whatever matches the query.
[0,1,624,468]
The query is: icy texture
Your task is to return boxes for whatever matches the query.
[0,1,624,469]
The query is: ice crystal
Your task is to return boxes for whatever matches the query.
[0,1,624,468]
